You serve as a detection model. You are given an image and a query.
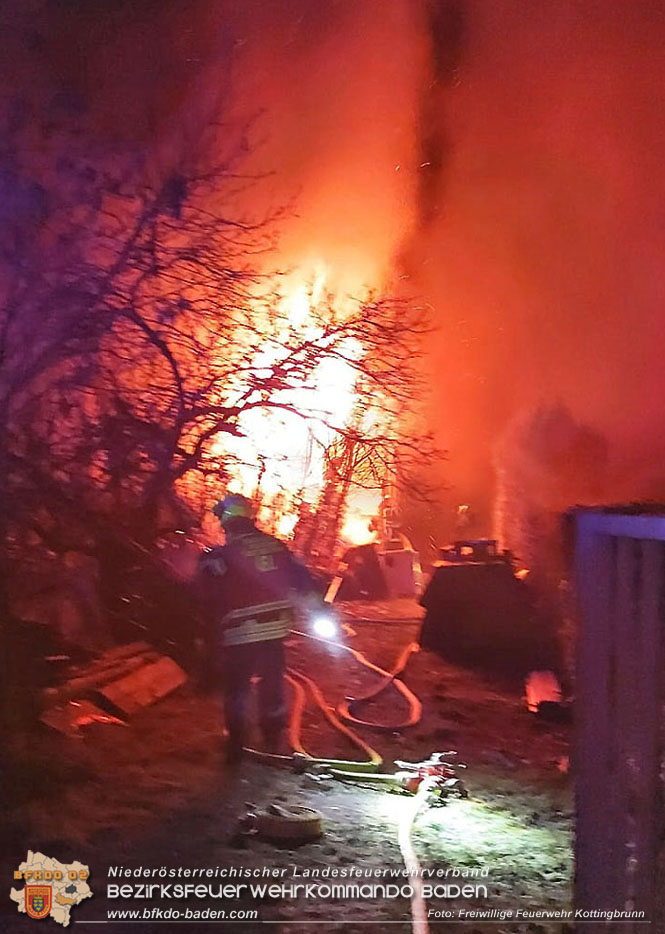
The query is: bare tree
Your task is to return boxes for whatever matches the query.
[0,98,438,666]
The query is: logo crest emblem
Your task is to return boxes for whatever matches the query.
[25,885,52,919]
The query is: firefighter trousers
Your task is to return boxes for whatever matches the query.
[221,638,287,755]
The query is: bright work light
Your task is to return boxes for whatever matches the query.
[312,614,338,639]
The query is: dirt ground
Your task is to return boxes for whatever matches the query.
[3,600,572,933]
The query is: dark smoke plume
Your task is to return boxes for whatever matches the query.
[5,0,665,543]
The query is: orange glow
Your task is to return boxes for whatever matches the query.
[215,262,383,542]
[340,516,376,546]
[340,488,382,545]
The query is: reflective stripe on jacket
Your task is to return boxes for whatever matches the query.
[196,525,314,648]
[221,599,293,646]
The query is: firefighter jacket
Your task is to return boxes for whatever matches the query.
[197,526,314,648]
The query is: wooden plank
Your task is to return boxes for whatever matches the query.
[88,641,152,665]
[574,529,617,916]
[43,651,158,704]
[98,656,187,716]
[40,699,125,735]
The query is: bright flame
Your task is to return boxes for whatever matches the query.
[341,516,375,546]
[215,263,381,545]
[340,488,382,545]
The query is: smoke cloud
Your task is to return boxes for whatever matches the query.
[6,0,665,533]
[415,0,665,522]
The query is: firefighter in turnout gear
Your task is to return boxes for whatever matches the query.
[197,494,318,763]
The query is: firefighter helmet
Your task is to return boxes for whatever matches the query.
[213,493,253,526]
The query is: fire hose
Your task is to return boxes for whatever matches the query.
[242,623,467,934]
[245,626,421,776]
[398,778,438,934]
